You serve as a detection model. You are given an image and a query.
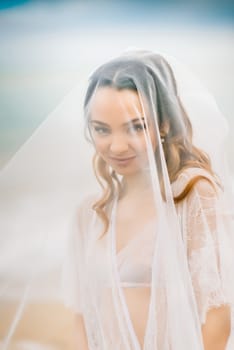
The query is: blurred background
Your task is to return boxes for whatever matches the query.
[0,0,233,349]
[0,0,234,170]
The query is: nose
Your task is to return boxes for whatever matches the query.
[109,133,129,154]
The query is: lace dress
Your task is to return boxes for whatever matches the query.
[62,167,234,349]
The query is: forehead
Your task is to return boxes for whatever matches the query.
[89,87,144,122]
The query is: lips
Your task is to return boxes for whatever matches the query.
[109,156,136,161]
[109,155,136,166]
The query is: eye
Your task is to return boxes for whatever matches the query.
[128,123,146,134]
[92,126,110,136]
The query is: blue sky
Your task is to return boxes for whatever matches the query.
[0,0,233,170]
[0,0,233,28]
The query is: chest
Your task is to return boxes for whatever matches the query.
[114,198,157,255]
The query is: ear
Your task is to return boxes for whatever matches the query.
[160,120,170,137]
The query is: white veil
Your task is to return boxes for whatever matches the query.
[0,49,233,349]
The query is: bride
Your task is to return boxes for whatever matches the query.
[1,49,233,349]
[62,50,233,349]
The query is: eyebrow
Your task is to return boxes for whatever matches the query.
[89,117,145,127]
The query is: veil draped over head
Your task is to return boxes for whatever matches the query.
[0,49,234,349]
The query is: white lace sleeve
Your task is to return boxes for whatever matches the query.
[186,179,232,325]
[61,203,87,314]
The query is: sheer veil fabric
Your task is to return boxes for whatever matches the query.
[0,49,234,349]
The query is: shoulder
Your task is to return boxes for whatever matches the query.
[77,194,97,214]
[72,194,98,234]
[171,167,220,200]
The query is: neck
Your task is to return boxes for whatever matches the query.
[120,170,152,198]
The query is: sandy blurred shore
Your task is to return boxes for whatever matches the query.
[0,300,75,349]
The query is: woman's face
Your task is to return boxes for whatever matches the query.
[88,87,157,176]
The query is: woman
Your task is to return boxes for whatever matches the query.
[62,50,233,349]
[1,49,233,349]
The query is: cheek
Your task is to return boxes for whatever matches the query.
[150,133,158,153]
[148,126,157,152]
[92,138,109,154]
[139,130,157,154]
[126,133,157,153]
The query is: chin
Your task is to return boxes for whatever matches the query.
[112,165,141,176]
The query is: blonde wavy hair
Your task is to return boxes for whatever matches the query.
[83,54,219,238]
